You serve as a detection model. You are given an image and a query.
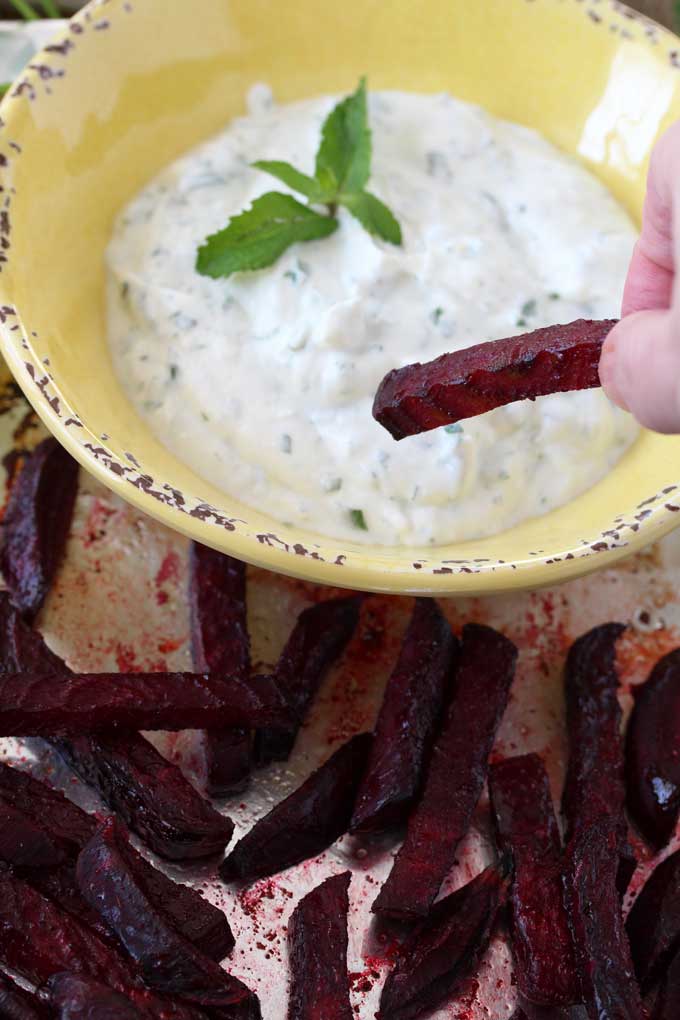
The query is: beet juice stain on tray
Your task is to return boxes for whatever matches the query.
[3,383,680,1018]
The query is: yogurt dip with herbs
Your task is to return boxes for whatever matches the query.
[106,86,638,547]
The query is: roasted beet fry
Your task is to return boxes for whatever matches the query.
[563,821,643,1020]
[46,974,208,1020]
[189,543,253,797]
[45,973,143,1020]
[489,754,578,1007]
[373,623,517,922]
[0,605,234,864]
[287,872,352,1020]
[626,648,680,850]
[0,668,289,736]
[562,623,632,889]
[561,626,642,1017]
[255,596,361,764]
[0,761,96,854]
[76,819,257,1018]
[0,437,79,620]
[649,947,680,1020]
[0,971,49,1020]
[379,863,507,1020]
[0,797,67,869]
[54,732,234,862]
[0,757,231,955]
[373,319,616,439]
[626,847,680,990]
[0,866,137,991]
[351,599,456,835]
[220,733,372,883]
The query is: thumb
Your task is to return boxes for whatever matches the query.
[600,308,680,433]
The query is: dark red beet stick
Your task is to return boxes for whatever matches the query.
[626,846,680,991]
[373,319,616,439]
[0,437,79,620]
[0,759,96,853]
[0,796,67,869]
[350,598,457,835]
[562,623,633,894]
[220,733,372,883]
[0,866,138,992]
[287,872,353,1020]
[76,818,257,1018]
[563,821,644,1020]
[44,973,145,1020]
[0,970,50,1020]
[55,732,235,863]
[0,598,235,865]
[379,863,507,1020]
[489,754,579,1007]
[255,595,362,764]
[0,668,290,736]
[373,623,517,922]
[0,762,234,958]
[626,648,680,851]
[189,544,253,797]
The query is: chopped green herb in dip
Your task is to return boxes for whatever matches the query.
[106,85,638,547]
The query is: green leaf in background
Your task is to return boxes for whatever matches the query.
[340,190,403,245]
[7,0,60,22]
[315,76,371,197]
[196,192,338,278]
[252,160,320,200]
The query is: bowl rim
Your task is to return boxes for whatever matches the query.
[1,0,680,596]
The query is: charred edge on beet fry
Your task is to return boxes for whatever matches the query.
[0,669,291,737]
[0,437,79,620]
[287,872,352,1020]
[189,543,253,798]
[373,623,517,922]
[563,820,644,1020]
[255,595,362,764]
[0,970,50,1020]
[626,648,680,851]
[220,733,372,884]
[372,319,617,439]
[350,598,457,835]
[489,754,579,1007]
[626,846,680,991]
[562,623,632,893]
[76,818,255,1017]
[379,863,507,1020]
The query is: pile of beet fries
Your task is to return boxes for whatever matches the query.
[1,438,680,1020]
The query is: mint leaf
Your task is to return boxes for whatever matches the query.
[341,190,402,245]
[196,193,337,279]
[252,160,319,200]
[315,77,371,196]
[349,508,368,531]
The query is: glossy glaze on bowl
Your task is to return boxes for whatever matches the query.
[0,0,679,595]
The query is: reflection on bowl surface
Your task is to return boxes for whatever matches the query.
[0,0,679,594]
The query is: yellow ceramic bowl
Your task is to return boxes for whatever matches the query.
[0,0,679,596]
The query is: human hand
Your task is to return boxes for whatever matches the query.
[599,121,680,432]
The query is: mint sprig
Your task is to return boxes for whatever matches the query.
[196,78,402,279]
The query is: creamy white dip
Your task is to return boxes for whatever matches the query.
[106,87,638,547]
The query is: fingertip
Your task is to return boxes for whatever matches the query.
[599,309,680,434]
